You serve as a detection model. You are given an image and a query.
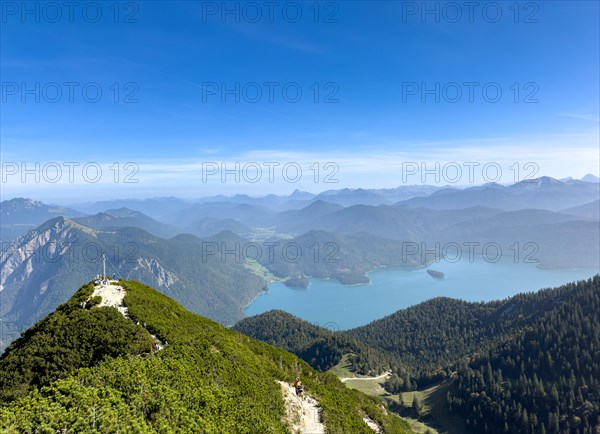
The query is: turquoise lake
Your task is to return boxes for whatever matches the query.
[244,257,599,330]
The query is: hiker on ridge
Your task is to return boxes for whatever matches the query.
[293,377,304,400]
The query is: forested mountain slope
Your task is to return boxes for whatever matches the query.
[447,276,600,433]
[0,280,413,433]
[236,276,600,433]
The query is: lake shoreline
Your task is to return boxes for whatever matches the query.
[244,257,599,329]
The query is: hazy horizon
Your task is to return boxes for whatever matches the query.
[2,1,598,202]
[2,172,599,206]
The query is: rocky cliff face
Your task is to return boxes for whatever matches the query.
[0,217,267,352]
[1,217,89,291]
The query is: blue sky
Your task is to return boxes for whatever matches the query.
[1,1,598,201]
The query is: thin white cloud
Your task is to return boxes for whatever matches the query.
[3,132,599,201]
[559,112,600,122]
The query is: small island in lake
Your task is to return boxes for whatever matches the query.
[427,269,445,279]
[284,276,310,289]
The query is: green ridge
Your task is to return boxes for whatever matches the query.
[0,280,413,433]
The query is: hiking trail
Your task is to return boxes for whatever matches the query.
[91,280,167,351]
[278,381,325,434]
[363,414,383,433]
[339,371,392,383]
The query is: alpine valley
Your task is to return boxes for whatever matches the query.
[1,176,599,433]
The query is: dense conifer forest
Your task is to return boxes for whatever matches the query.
[236,276,600,433]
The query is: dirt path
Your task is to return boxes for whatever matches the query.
[363,415,383,433]
[92,281,128,317]
[278,381,325,434]
[340,371,391,383]
[92,281,169,353]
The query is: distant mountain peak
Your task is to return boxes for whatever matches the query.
[304,199,340,209]
[509,176,563,191]
[0,199,85,229]
[289,189,314,199]
[91,212,116,221]
[2,197,45,209]
[582,174,600,183]
[531,176,561,184]
[469,182,507,191]
[105,207,142,218]
[38,216,95,235]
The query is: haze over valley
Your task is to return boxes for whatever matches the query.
[1,2,598,432]
[2,175,598,350]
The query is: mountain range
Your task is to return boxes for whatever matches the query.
[0,198,85,243]
[0,218,267,350]
[398,177,599,211]
[3,177,598,243]
[1,176,599,432]
[1,176,598,352]
[0,219,435,351]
